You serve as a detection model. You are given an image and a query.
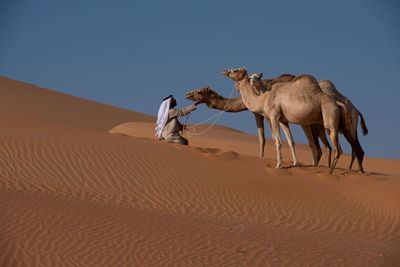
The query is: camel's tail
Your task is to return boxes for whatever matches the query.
[357,110,368,136]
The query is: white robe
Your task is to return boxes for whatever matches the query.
[155,98,171,139]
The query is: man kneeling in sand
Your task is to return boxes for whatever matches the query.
[155,95,200,145]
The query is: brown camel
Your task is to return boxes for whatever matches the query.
[185,87,270,158]
[318,79,367,170]
[250,73,367,172]
[222,67,343,173]
[185,77,332,167]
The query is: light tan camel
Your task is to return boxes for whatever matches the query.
[185,76,332,167]
[250,73,367,172]
[222,67,343,173]
[250,73,332,167]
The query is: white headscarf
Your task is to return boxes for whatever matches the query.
[155,97,171,139]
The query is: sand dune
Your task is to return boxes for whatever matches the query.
[1,77,400,266]
[0,76,154,130]
[110,122,400,176]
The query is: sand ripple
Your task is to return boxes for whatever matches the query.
[0,119,399,266]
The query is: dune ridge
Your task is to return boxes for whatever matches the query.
[0,76,154,131]
[1,76,399,266]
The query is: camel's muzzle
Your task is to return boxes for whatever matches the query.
[185,92,195,100]
[222,69,231,77]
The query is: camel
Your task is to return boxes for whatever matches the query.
[222,67,344,174]
[185,71,366,172]
[186,87,276,159]
[250,73,367,172]
[185,77,332,167]
[318,79,367,170]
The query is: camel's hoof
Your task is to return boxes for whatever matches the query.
[293,162,299,167]
[275,164,281,169]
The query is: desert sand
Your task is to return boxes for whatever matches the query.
[1,76,399,266]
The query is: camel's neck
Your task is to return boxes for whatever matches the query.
[236,78,264,113]
[252,83,268,94]
[258,82,268,93]
[206,95,247,112]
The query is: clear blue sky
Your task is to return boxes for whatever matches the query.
[1,0,399,159]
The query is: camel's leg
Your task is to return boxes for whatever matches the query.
[354,133,365,173]
[253,113,265,158]
[349,150,356,170]
[351,126,365,173]
[329,128,342,174]
[311,125,323,165]
[269,116,282,168]
[348,119,358,171]
[343,130,365,173]
[280,122,298,166]
[302,125,320,166]
[315,125,332,168]
[321,96,342,174]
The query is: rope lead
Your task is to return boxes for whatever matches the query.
[183,85,238,137]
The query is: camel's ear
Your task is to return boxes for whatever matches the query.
[259,72,263,78]
[205,86,210,92]
[242,66,247,71]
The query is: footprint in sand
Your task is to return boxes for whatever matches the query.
[264,166,292,176]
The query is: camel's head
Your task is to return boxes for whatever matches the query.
[222,67,248,82]
[249,73,263,88]
[185,86,211,104]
